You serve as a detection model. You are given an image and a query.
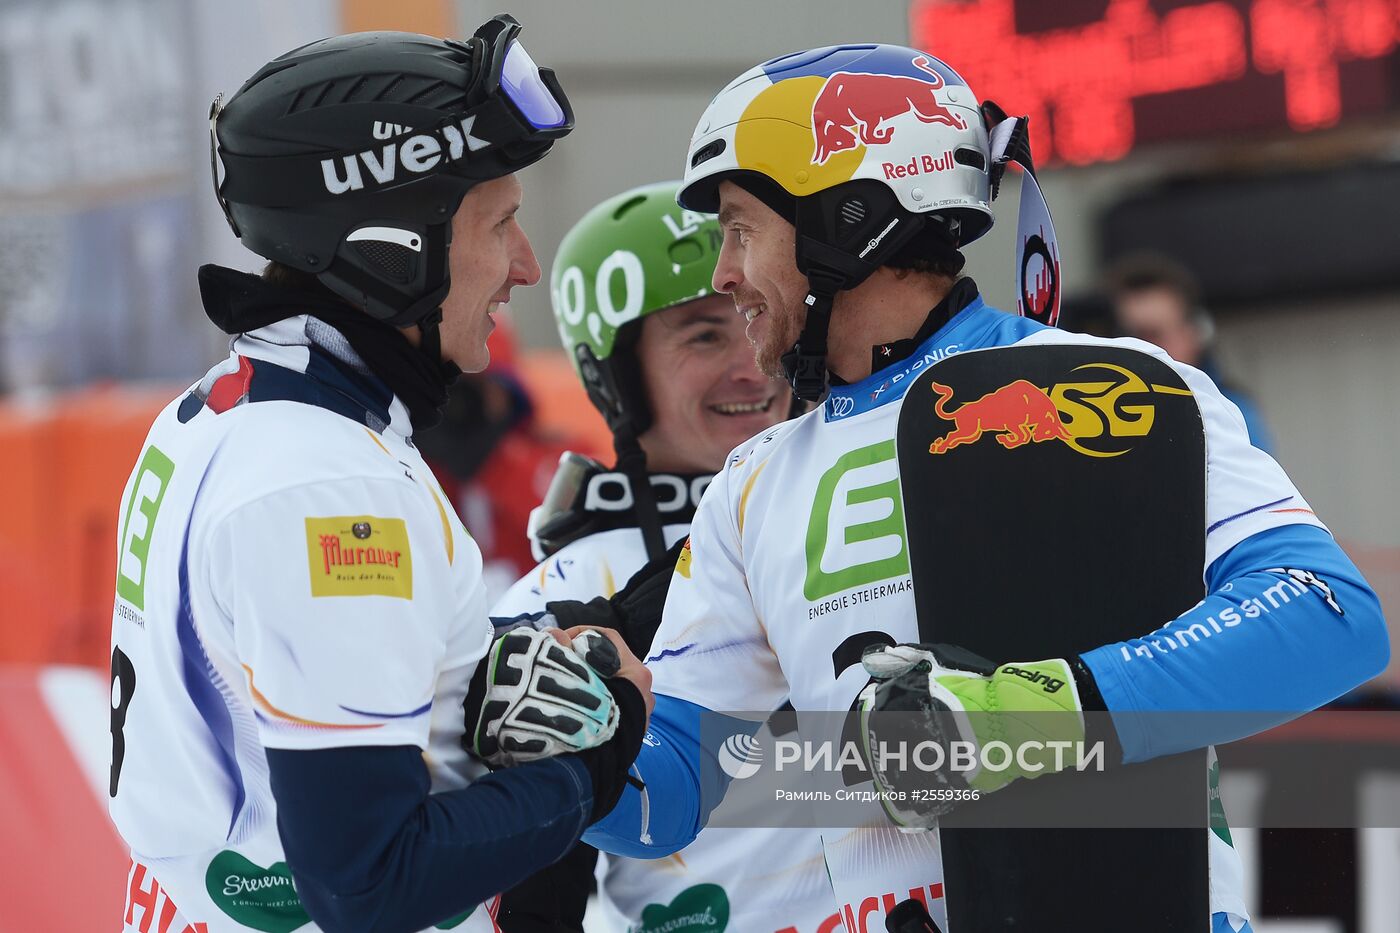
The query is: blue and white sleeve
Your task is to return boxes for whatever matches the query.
[584,693,748,858]
[1083,524,1389,762]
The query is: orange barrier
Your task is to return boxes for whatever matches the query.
[0,352,606,672]
[340,0,452,35]
[518,349,614,457]
[0,384,177,671]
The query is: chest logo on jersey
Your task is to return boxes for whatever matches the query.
[305,516,413,599]
[805,440,910,601]
[635,883,730,933]
[675,536,694,579]
[825,343,961,421]
[116,445,176,612]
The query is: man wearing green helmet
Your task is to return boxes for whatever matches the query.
[490,182,838,933]
[530,179,793,562]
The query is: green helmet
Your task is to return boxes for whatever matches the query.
[550,180,721,434]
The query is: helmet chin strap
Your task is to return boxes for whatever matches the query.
[779,258,867,403]
[780,288,836,403]
[611,419,668,562]
[780,184,927,403]
[417,308,463,382]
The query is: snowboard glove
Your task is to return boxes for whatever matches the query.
[545,535,686,658]
[570,674,648,824]
[857,643,1092,828]
[463,628,619,767]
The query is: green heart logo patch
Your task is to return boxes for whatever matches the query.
[635,883,729,933]
[435,906,474,929]
[206,851,311,933]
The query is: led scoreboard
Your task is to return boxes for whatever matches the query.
[910,0,1400,165]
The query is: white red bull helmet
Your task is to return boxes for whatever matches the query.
[680,44,993,244]
[679,43,1058,402]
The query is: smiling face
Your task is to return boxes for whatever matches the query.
[635,293,788,473]
[435,174,541,373]
[711,180,812,379]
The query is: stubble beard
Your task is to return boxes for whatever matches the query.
[753,303,801,380]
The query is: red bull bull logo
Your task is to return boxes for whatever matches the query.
[925,363,1186,458]
[927,379,1069,454]
[811,56,968,165]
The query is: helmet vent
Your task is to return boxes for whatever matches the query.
[309,80,335,110]
[668,238,704,265]
[381,74,406,100]
[403,78,449,105]
[355,239,416,283]
[955,147,986,171]
[612,194,649,221]
[690,139,726,168]
[339,75,369,103]
[290,75,454,112]
[839,197,867,228]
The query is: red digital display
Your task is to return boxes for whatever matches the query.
[910,0,1400,165]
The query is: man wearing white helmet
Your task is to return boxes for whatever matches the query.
[565,44,1388,933]
[489,181,840,933]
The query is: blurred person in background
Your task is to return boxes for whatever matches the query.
[417,317,602,600]
[108,19,651,933]
[490,182,838,933]
[1107,253,1275,453]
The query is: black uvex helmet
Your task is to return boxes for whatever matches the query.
[209,14,572,335]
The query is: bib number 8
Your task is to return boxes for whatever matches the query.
[110,645,136,797]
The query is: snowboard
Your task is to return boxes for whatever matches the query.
[895,344,1211,931]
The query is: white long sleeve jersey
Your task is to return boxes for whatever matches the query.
[645,296,1332,933]
[109,318,498,932]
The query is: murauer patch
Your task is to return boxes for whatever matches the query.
[305,516,412,599]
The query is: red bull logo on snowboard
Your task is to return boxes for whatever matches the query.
[811,56,967,165]
[928,379,1069,454]
[925,363,1193,458]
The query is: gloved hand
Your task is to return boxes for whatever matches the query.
[568,669,649,824]
[545,535,686,658]
[857,643,1086,828]
[462,627,619,767]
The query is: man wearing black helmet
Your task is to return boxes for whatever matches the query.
[107,18,650,933]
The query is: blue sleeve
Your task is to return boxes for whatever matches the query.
[266,745,594,933]
[1083,524,1389,763]
[583,693,739,858]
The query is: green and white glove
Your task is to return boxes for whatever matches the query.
[462,627,619,767]
[857,643,1086,828]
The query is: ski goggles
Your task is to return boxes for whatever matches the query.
[469,13,571,132]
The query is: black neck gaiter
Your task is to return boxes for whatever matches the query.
[198,264,454,431]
